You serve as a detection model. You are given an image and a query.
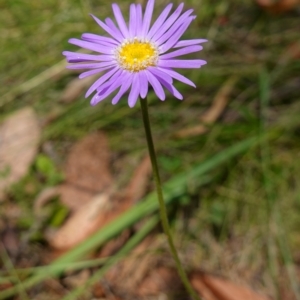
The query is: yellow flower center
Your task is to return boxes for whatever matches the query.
[115,38,158,72]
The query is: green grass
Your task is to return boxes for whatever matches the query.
[1,0,300,299]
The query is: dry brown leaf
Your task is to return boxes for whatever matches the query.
[176,76,238,138]
[190,276,219,300]
[92,282,106,299]
[99,229,131,257]
[105,236,158,291]
[48,151,152,251]
[255,0,300,13]
[97,156,151,258]
[190,271,271,300]
[65,132,112,191]
[0,108,40,201]
[63,270,90,289]
[0,226,20,258]
[47,193,111,249]
[59,184,96,212]
[137,266,185,298]
[60,75,98,103]
[124,155,151,203]
[60,132,113,210]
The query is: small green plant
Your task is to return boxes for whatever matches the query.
[35,154,64,186]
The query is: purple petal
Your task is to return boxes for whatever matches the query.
[135,4,143,37]
[91,74,124,106]
[151,3,184,42]
[155,10,194,46]
[85,67,118,97]
[112,4,129,38]
[147,3,173,40]
[157,67,196,87]
[129,4,137,38]
[90,14,123,42]
[158,59,206,69]
[105,18,125,40]
[67,61,116,70]
[141,0,155,36]
[79,66,114,79]
[145,70,165,100]
[138,70,149,98]
[112,73,132,104]
[99,78,122,97]
[174,39,208,48]
[90,93,104,106]
[68,38,114,54]
[159,78,183,100]
[81,40,117,48]
[128,73,140,107]
[160,17,195,53]
[147,66,173,84]
[81,33,119,45]
[63,52,114,63]
[96,69,123,92]
[160,45,202,59]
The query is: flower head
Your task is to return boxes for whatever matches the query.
[63,0,207,107]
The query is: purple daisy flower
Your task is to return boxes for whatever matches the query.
[63,0,207,107]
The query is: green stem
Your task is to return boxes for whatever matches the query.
[140,97,201,300]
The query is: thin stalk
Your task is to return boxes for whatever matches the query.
[140,97,201,300]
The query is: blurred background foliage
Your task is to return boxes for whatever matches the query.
[0,0,300,299]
